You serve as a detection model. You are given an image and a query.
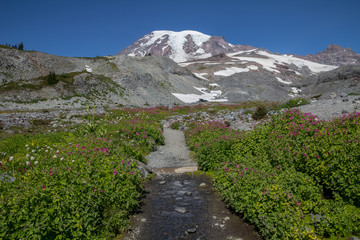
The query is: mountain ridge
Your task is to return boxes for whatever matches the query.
[116,30,360,66]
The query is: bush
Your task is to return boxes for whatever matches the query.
[252,106,268,120]
[46,71,58,85]
[184,109,360,239]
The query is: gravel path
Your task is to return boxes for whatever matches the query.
[146,127,197,171]
[121,127,260,240]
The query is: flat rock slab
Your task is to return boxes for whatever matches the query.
[122,174,260,240]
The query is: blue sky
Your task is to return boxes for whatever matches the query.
[1,0,359,57]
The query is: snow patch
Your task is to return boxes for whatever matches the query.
[194,73,209,80]
[214,67,250,76]
[85,65,92,72]
[276,77,292,85]
[289,87,301,97]
[172,86,227,103]
[247,65,259,70]
[209,83,220,87]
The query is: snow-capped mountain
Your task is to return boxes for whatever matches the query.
[116,30,255,62]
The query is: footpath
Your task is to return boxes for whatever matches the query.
[121,127,260,240]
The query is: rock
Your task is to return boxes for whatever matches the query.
[349,237,360,240]
[185,191,192,196]
[199,183,207,187]
[329,93,337,99]
[174,207,187,214]
[224,216,230,221]
[340,93,348,98]
[187,228,196,233]
[159,181,166,185]
[0,174,15,183]
[342,110,348,114]
[342,98,349,102]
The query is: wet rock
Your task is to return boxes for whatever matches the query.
[159,181,166,185]
[185,191,192,196]
[174,207,187,214]
[187,228,196,233]
[199,183,207,187]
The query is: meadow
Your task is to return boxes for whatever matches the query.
[1,103,359,239]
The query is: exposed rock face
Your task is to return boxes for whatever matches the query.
[0,48,207,110]
[115,30,256,62]
[299,45,360,66]
[301,64,360,98]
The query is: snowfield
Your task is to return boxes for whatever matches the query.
[172,87,228,103]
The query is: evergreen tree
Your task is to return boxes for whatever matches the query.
[46,71,58,85]
[18,42,24,50]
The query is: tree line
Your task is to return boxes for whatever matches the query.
[4,42,24,50]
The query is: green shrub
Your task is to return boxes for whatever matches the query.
[46,71,58,85]
[252,106,268,120]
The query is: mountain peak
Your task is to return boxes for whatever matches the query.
[116,30,255,62]
[300,44,360,66]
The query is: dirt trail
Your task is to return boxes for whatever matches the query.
[121,127,260,240]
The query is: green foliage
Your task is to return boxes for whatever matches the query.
[274,98,310,110]
[252,106,268,120]
[0,110,165,239]
[184,109,360,239]
[46,71,58,85]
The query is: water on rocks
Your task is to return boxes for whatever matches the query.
[121,127,260,240]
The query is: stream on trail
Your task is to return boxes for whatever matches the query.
[121,128,260,240]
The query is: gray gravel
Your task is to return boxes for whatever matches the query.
[146,127,197,169]
[297,95,360,121]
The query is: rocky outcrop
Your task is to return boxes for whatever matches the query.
[299,45,360,66]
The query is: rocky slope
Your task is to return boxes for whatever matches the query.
[299,45,360,66]
[0,47,213,110]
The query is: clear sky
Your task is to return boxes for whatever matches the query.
[1,0,359,57]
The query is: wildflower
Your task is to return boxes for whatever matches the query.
[297,202,301,206]
[42,186,46,189]
[130,171,134,175]
[53,155,57,158]
[9,156,14,161]
[34,161,38,165]
[49,171,53,176]
[94,188,97,192]
[26,161,30,166]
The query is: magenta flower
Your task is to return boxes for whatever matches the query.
[42,186,46,189]
[113,171,118,175]
[297,202,301,205]
[49,171,53,176]
[94,188,97,192]
[130,171,134,175]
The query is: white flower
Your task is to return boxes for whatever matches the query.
[45,150,48,153]
[34,161,38,165]
[72,160,75,162]
[25,145,29,148]
[30,156,35,161]
[32,150,35,153]
[60,157,64,161]
[9,156,14,161]
[53,155,57,158]
[26,161,30,166]
[26,154,30,158]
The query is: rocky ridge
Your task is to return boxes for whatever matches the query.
[299,44,360,66]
